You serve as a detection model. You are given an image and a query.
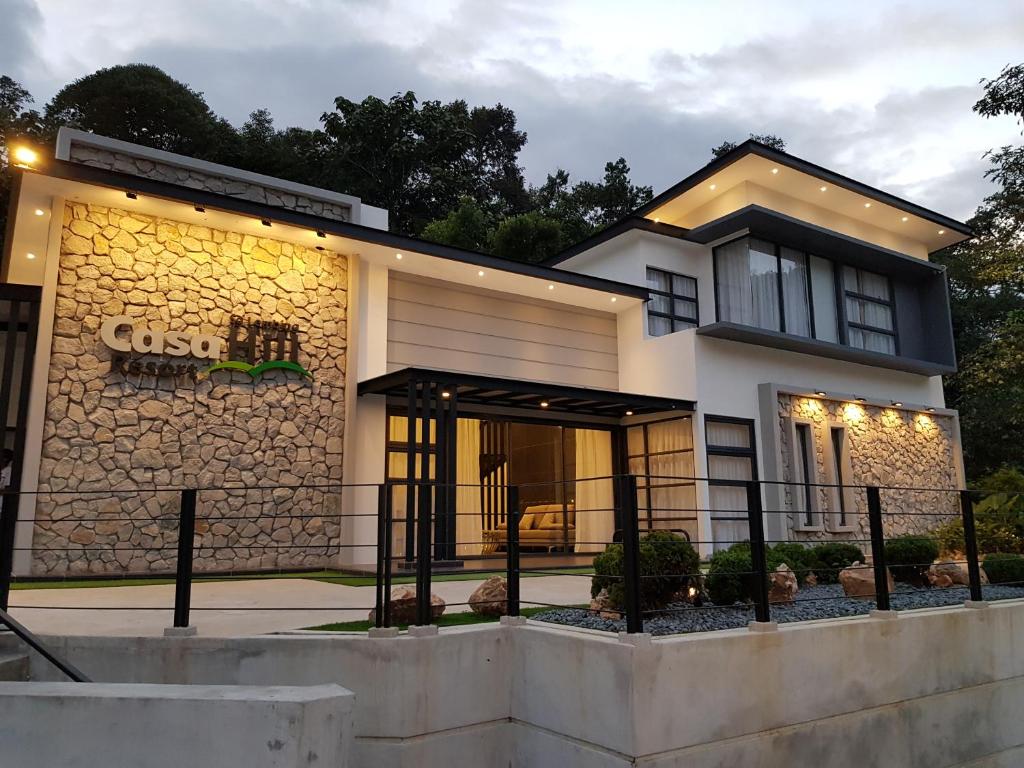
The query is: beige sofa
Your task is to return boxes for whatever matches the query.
[482,503,575,553]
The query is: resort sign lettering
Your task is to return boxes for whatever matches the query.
[101,315,312,383]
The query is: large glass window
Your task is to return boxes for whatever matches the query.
[646,267,698,336]
[627,417,697,540]
[843,266,896,355]
[705,416,758,550]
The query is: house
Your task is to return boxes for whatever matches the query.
[0,129,971,575]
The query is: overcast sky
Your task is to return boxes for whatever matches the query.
[4,0,1023,220]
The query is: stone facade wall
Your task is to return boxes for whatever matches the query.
[68,144,352,222]
[32,202,348,575]
[777,394,960,545]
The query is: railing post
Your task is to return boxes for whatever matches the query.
[620,474,643,634]
[506,484,520,617]
[374,484,387,628]
[0,491,21,612]
[415,482,433,626]
[173,489,197,628]
[866,486,890,611]
[382,483,394,627]
[960,489,984,603]
[745,481,770,623]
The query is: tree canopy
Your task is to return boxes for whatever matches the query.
[711,133,787,159]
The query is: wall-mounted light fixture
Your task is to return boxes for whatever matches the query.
[316,230,326,238]
[194,205,205,213]
[260,219,272,227]
[125,191,138,200]
[12,146,38,169]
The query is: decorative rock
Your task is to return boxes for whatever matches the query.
[805,572,818,587]
[768,563,798,604]
[839,562,895,599]
[468,576,508,616]
[367,586,446,625]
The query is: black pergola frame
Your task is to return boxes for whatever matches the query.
[359,367,696,565]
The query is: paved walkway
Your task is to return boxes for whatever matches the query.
[7,575,593,637]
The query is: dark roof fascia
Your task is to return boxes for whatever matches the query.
[632,139,973,237]
[28,160,650,301]
[685,204,946,278]
[542,217,690,267]
[357,366,696,413]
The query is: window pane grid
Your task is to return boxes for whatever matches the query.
[647,267,698,337]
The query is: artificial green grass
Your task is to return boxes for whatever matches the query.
[11,566,594,590]
[306,605,558,632]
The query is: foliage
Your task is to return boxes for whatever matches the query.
[0,75,44,249]
[933,484,1024,556]
[982,552,1024,585]
[766,542,814,576]
[591,531,700,611]
[490,211,565,263]
[711,134,787,159]
[706,542,756,605]
[884,535,940,584]
[807,542,864,584]
[420,197,493,252]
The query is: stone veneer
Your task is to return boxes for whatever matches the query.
[68,144,352,222]
[778,394,959,545]
[32,203,348,575]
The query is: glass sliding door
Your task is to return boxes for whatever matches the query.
[626,417,697,542]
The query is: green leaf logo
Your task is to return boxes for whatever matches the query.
[201,359,313,380]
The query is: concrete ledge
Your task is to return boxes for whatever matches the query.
[869,609,899,620]
[965,600,990,609]
[748,620,778,632]
[500,616,527,626]
[367,627,400,638]
[0,682,354,767]
[407,625,439,638]
[163,626,198,637]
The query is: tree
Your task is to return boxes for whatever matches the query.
[712,133,787,159]
[934,63,1024,477]
[420,197,492,252]
[0,76,44,248]
[569,157,653,228]
[44,64,238,159]
[491,211,564,263]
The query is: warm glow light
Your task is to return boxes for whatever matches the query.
[653,217,660,223]
[814,390,827,397]
[938,229,945,235]
[395,253,403,260]
[926,407,936,413]
[843,403,865,421]
[892,401,903,408]
[33,209,44,216]
[25,253,35,260]
[540,401,549,408]
[863,202,872,208]
[819,186,827,192]
[12,146,38,166]
[856,397,867,403]
[770,168,779,175]
[901,216,909,222]
[441,391,450,399]
[625,410,633,416]
[709,183,716,190]
[477,270,485,277]
[547,284,554,290]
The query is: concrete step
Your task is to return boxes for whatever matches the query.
[0,654,29,682]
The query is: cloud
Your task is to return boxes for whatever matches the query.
[0,0,43,81]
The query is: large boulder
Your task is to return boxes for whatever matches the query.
[839,562,894,599]
[469,576,508,616]
[367,585,445,625]
[768,563,798,604]
[929,559,988,586]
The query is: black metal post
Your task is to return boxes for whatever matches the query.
[506,484,520,617]
[415,482,433,626]
[0,492,20,612]
[620,474,643,633]
[173,489,197,628]
[745,481,770,623]
[383,483,394,627]
[960,489,984,602]
[374,483,387,628]
[866,486,890,611]
[404,376,418,565]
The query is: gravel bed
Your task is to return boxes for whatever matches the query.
[529,583,1024,636]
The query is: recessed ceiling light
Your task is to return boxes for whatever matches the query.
[819,186,827,192]
[26,252,36,260]
[611,297,617,303]
[625,410,633,416]
[653,217,660,223]
[441,391,450,399]
[771,168,779,175]
[856,397,867,403]
[477,270,485,277]
[194,205,205,213]
[814,391,826,397]
[901,216,909,222]
[33,209,44,216]
[547,284,554,290]
[937,229,945,235]
[926,407,936,413]
[395,253,403,260]
[260,219,272,227]
[892,401,904,407]
[709,183,717,190]
[316,230,326,238]
[863,203,871,208]
[540,401,549,408]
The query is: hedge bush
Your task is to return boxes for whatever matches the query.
[982,553,1024,585]
[591,530,700,611]
[706,544,755,606]
[808,542,864,584]
[766,542,814,577]
[884,535,939,584]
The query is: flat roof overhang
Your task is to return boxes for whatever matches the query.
[687,205,946,279]
[9,161,649,304]
[358,367,695,419]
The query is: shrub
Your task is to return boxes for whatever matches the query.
[706,544,754,605]
[591,531,700,611]
[767,542,814,577]
[808,542,864,584]
[884,535,939,584]
[982,553,1024,585]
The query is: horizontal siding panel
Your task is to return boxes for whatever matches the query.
[386,274,620,390]
[388,298,618,355]
[387,343,619,390]
[388,319,618,372]
[389,275,616,337]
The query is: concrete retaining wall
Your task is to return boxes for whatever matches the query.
[0,682,353,767]
[25,601,1024,767]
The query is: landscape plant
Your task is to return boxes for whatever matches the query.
[591,531,700,611]
[884,535,940,585]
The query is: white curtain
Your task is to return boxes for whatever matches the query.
[716,237,780,330]
[574,429,614,553]
[645,419,696,532]
[706,420,754,551]
[455,418,482,556]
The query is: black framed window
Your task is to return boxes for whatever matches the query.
[830,426,848,528]
[842,266,897,355]
[646,267,698,337]
[794,423,816,526]
[704,415,758,550]
[626,416,696,538]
